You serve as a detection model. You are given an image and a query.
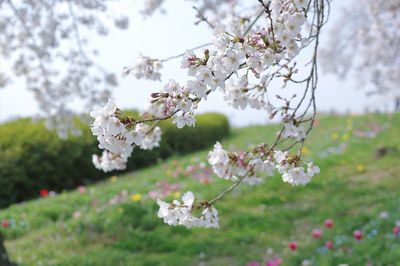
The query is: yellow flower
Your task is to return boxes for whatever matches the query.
[301,147,310,155]
[331,132,339,140]
[131,193,142,202]
[356,164,365,172]
[173,191,182,198]
[342,134,350,141]
[111,176,118,183]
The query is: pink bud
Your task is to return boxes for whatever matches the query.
[353,230,363,241]
[1,219,9,228]
[393,226,400,236]
[288,241,298,251]
[312,229,322,239]
[325,240,333,249]
[78,186,87,193]
[324,219,334,229]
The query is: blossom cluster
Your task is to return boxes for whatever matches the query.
[208,142,320,186]
[90,99,162,171]
[147,79,197,129]
[157,191,219,228]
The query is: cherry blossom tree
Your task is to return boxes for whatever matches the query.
[91,0,329,228]
[0,0,135,137]
[321,0,400,105]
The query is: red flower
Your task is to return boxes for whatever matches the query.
[312,229,322,239]
[288,241,297,251]
[324,219,334,229]
[1,219,9,228]
[39,189,49,197]
[353,230,363,241]
[325,240,333,249]
[393,226,400,236]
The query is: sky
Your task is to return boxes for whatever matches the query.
[0,0,384,127]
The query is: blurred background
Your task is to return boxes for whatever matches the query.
[0,0,399,265]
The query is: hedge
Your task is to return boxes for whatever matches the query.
[0,113,230,208]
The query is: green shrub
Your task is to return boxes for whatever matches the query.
[0,113,229,208]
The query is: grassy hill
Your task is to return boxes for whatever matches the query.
[0,113,399,266]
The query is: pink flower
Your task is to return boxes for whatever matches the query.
[353,230,363,241]
[148,190,159,199]
[1,219,9,228]
[265,258,282,266]
[78,186,87,193]
[325,240,333,249]
[312,229,322,239]
[324,219,334,229]
[288,241,298,251]
[393,226,400,236]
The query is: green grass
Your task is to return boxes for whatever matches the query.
[1,113,400,266]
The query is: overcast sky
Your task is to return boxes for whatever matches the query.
[0,0,385,126]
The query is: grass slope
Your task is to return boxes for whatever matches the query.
[1,114,399,266]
